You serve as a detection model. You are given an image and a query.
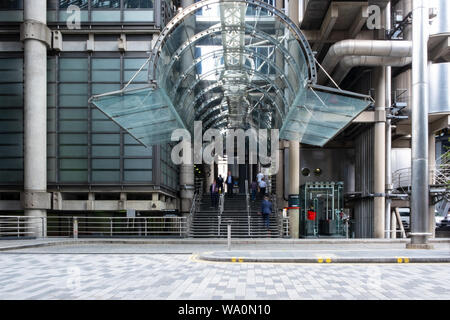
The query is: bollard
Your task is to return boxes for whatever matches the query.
[73,217,78,239]
[227,223,231,251]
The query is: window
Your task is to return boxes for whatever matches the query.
[124,0,153,9]
[59,0,88,9]
[0,0,22,9]
[91,0,120,8]
[0,58,23,183]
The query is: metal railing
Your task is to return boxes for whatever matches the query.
[0,215,188,239]
[282,217,289,238]
[392,164,450,192]
[217,193,225,236]
[245,179,251,237]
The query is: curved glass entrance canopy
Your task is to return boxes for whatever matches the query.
[90,0,372,147]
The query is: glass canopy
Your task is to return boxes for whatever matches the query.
[90,0,372,147]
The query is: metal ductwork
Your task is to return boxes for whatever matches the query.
[318,40,413,84]
[333,56,412,84]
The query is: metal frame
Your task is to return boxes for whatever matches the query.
[148,0,317,84]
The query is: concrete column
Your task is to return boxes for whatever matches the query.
[288,141,300,238]
[428,132,436,238]
[23,0,48,237]
[276,0,283,11]
[374,67,386,238]
[276,141,285,207]
[180,163,194,214]
[391,209,397,239]
[288,0,299,26]
[179,0,195,214]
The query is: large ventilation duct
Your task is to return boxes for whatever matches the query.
[333,56,412,84]
[318,40,413,84]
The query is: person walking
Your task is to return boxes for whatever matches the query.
[226,171,234,197]
[258,177,267,198]
[251,180,258,201]
[260,195,272,233]
[217,174,224,194]
[210,179,219,208]
[256,171,264,183]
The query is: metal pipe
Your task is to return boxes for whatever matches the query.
[385,2,392,239]
[318,40,413,84]
[332,56,411,84]
[409,0,431,248]
[374,67,386,238]
[24,0,47,238]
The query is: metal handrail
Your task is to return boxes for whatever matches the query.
[217,193,225,236]
[245,179,251,236]
[392,164,450,191]
[0,215,188,239]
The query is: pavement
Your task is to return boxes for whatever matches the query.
[0,238,449,263]
[1,238,449,299]
[0,253,449,299]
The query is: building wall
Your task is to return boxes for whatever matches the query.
[0,0,179,213]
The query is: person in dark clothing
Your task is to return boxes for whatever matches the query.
[258,177,267,199]
[217,174,224,194]
[251,180,258,201]
[260,195,272,231]
[210,179,219,208]
[226,171,234,197]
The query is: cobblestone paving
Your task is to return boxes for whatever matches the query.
[0,253,448,300]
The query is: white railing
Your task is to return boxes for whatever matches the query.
[0,215,188,238]
[282,217,289,238]
[392,164,450,190]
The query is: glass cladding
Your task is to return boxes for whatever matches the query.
[46,55,157,185]
[151,1,312,136]
[280,88,371,147]
[49,0,154,23]
[0,58,23,183]
[92,0,370,149]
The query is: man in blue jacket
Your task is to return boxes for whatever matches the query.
[260,195,272,232]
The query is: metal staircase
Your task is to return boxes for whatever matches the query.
[189,193,280,238]
[392,153,450,211]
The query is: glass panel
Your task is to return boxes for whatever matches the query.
[124,170,152,182]
[123,10,153,22]
[280,87,371,147]
[91,0,120,8]
[59,0,88,9]
[92,170,120,182]
[91,86,186,146]
[124,0,153,8]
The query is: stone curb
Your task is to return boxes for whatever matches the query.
[198,254,450,264]
[0,238,449,252]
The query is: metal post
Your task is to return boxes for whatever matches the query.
[374,67,386,238]
[73,217,78,239]
[408,0,432,248]
[385,2,392,239]
[110,218,113,237]
[17,217,20,238]
[227,223,231,251]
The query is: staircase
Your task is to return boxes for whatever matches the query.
[189,193,280,238]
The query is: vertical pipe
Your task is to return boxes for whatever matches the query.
[385,2,392,239]
[24,0,48,237]
[428,131,436,238]
[374,67,386,238]
[409,0,431,248]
